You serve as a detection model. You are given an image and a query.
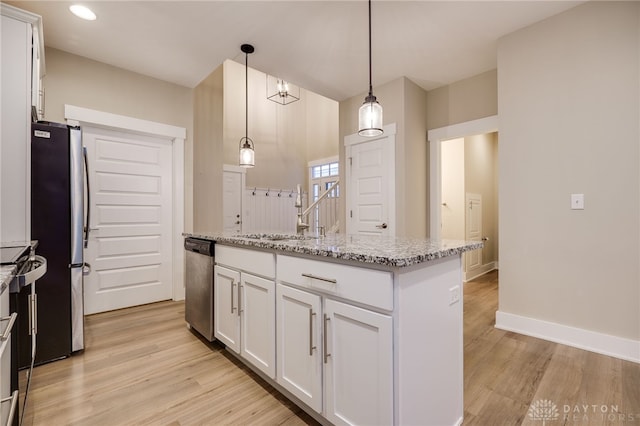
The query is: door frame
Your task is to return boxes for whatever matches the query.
[64,104,187,301]
[344,123,396,236]
[427,115,498,240]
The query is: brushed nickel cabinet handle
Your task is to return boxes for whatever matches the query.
[309,309,316,356]
[238,283,242,316]
[0,313,17,341]
[323,314,331,364]
[231,280,236,314]
[302,273,337,284]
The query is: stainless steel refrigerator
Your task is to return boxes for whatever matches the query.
[21,121,86,366]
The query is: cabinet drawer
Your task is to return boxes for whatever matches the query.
[216,245,275,279]
[277,255,393,311]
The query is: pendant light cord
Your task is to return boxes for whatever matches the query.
[245,51,248,140]
[368,0,373,97]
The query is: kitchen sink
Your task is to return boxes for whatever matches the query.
[238,233,317,241]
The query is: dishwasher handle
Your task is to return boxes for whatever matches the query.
[184,238,214,256]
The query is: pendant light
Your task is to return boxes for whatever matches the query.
[239,44,255,168]
[358,0,383,137]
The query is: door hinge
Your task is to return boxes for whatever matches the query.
[350,210,353,218]
[349,157,352,167]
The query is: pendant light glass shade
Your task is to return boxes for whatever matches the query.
[239,44,255,167]
[358,95,383,137]
[358,0,383,138]
[239,137,255,167]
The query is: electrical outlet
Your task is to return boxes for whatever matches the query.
[449,285,461,306]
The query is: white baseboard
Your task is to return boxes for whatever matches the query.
[464,262,497,282]
[495,311,640,363]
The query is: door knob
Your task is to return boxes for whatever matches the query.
[376,223,388,229]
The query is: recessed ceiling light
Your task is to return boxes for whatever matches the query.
[69,5,96,21]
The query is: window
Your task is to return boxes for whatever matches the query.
[308,159,340,233]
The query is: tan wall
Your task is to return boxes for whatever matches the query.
[426,69,497,131]
[193,65,224,233]
[464,132,498,265]
[339,77,428,237]
[192,60,338,233]
[498,1,639,340]
[43,47,195,231]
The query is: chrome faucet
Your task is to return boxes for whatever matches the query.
[295,184,309,235]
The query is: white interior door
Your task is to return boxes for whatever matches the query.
[83,126,173,314]
[223,167,244,234]
[345,124,396,236]
[465,193,482,277]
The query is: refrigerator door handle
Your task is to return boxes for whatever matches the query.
[83,146,91,248]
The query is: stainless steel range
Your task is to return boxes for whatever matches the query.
[0,243,46,426]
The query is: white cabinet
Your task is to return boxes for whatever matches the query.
[214,246,276,378]
[276,256,393,425]
[324,299,392,426]
[240,272,275,378]
[214,265,241,352]
[0,4,45,243]
[276,284,322,412]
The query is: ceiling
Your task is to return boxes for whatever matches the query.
[7,1,584,101]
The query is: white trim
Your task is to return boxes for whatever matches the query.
[496,311,640,363]
[463,262,497,282]
[223,164,247,174]
[307,155,339,168]
[64,104,187,302]
[65,105,186,140]
[344,122,397,147]
[427,116,498,239]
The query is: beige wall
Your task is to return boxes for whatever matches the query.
[43,47,195,231]
[193,65,224,233]
[427,69,497,131]
[498,1,639,340]
[465,133,498,265]
[339,77,428,237]
[193,60,338,232]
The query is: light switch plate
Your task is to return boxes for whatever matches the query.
[571,194,584,210]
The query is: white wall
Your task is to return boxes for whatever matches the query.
[497,1,639,357]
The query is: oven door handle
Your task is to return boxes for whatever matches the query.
[0,313,17,341]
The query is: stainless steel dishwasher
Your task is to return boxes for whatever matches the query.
[184,237,215,341]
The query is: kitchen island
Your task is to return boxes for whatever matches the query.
[183,232,481,426]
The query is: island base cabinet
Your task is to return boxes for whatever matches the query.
[240,273,275,378]
[276,284,322,413]
[214,265,240,352]
[324,299,393,426]
[276,283,393,425]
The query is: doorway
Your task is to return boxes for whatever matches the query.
[65,105,186,313]
[429,116,499,281]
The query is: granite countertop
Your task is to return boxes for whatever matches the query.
[184,232,483,268]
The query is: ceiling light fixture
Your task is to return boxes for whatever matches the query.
[69,4,96,21]
[239,44,255,168]
[358,0,383,137]
[266,76,300,105]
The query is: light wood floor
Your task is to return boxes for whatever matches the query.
[21,270,639,425]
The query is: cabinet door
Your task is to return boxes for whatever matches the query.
[324,299,393,425]
[214,265,240,352]
[276,284,322,413]
[240,273,275,378]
